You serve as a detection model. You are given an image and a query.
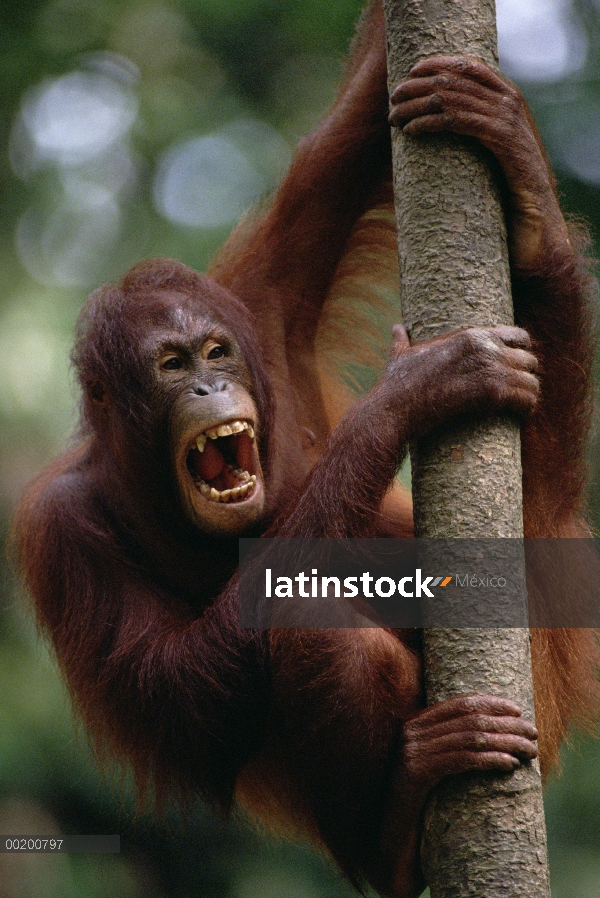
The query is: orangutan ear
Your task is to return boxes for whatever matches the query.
[90,381,108,407]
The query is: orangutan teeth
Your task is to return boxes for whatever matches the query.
[195,477,256,503]
[199,420,254,444]
[191,419,257,502]
[234,469,250,483]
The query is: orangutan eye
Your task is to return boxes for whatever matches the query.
[206,345,226,360]
[161,356,183,371]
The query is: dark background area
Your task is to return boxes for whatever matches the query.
[1,0,600,895]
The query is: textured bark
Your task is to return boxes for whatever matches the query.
[382,1,551,896]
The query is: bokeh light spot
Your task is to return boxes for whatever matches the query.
[153,119,290,229]
[16,62,137,168]
[497,0,586,82]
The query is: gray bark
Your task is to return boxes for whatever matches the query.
[381,1,552,896]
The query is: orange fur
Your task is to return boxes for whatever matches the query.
[11,2,600,896]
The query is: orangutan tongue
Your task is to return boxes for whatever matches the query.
[236,433,254,471]
[196,440,225,481]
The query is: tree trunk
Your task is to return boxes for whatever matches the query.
[382,1,552,896]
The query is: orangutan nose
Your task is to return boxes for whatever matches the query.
[193,379,230,396]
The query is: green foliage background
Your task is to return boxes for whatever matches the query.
[0,0,599,895]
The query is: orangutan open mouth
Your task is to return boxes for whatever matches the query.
[186,419,258,503]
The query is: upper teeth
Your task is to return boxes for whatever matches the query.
[196,420,254,451]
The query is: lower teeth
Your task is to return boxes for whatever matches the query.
[196,473,257,502]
